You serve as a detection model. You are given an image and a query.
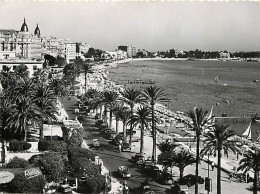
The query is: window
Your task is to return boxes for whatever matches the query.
[13,66,17,70]
[2,65,7,71]
[33,65,37,70]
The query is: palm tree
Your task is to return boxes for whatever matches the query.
[121,88,141,145]
[32,69,48,83]
[6,96,42,141]
[201,124,238,194]
[158,147,196,179]
[117,107,131,139]
[49,78,67,101]
[31,83,57,139]
[81,60,92,87]
[103,91,119,128]
[141,86,168,162]
[238,147,260,194]
[11,78,34,102]
[129,106,151,154]
[112,104,125,134]
[187,107,209,194]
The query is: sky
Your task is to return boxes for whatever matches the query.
[0,1,260,52]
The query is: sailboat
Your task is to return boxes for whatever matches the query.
[242,121,252,140]
[214,76,218,83]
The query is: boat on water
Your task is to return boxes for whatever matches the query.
[242,121,252,140]
[214,76,218,83]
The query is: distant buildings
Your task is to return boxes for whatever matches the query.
[220,51,231,58]
[127,45,137,57]
[118,45,127,52]
[0,18,92,76]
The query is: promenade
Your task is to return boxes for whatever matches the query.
[60,96,253,194]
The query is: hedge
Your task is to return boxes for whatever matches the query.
[9,173,45,193]
[67,127,84,147]
[71,157,101,177]
[9,140,31,152]
[78,174,106,193]
[38,140,67,154]
[6,156,30,169]
[68,147,96,163]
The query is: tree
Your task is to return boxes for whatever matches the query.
[6,96,42,141]
[201,124,238,194]
[38,151,65,182]
[158,148,196,179]
[56,55,66,67]
[121,88,141,145]
[117,107,131,139]
[32,83,57,139]
[112,104,124,134]
[238,147,260,194]
[187,107,209,194]
[32,69,48,83]
[141,86,168,162]
[103,91,119,128]
[13,64,29,80]
[81,60,92,87]
[129,106,151,154]
[49,78,67,100]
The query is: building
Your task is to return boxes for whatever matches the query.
[127,45,137,57]
[118,45,127,52]
[0,59,43,77]
[0,18,43,60]
[65,42,76,63]
[76,42,90,58]
[220,51,231,58]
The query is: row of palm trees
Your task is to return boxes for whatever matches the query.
[80,86,168,157]
[188,107,260,194]
[0,65,67,144]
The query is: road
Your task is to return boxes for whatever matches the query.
[61,96,253,194]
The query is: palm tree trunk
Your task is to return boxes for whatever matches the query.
[179,167,184,179]
[152,104,156,163]
[100,106,102,120]
[140,123,144,154]
[24,129,27,142]
[39,123,44,140]
[217,148,222,194]
[116,118,119,134]
[84,72,87,87]
[104,104,107,123]
[195,134,200,194]
[109,109,113,128]
[123,124,126,140]
[129,105,133,146]
[1,140,5,163]
[253,169,258,194]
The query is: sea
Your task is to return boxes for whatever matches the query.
[108,59,260,140]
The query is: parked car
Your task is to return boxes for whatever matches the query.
[95,120,103,127]
[157,172,173,185]
[92,139,100,148]
[106,131,116,140]
[28,154,43,164]
[118,166,131,178]
[130,153,145,165]
[178,174,204,187]
[99,123,108,130]
[126,129,136,135]
[139,179,154,194]
[121,142,131,152]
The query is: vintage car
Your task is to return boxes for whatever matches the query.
[178,174,204,187]
[121,142,131,152]
[106,131,116,140]
[139,179,154,194]
[92,139,100,148]
[156,172,173,185]
[118,166,131,178]
[130,153,145,165]
[126,129,137,135]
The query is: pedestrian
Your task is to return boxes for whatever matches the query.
[229,172,232,183]
[247,172,250,183]
[122,180,129,194]
[211,162,215,171]
[119,143,122,152]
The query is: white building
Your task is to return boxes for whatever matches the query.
[65,42,76,63]
[0,59,43,77]
[127,45,137,57]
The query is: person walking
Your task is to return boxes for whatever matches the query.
[211,162,215,171]
[229,172,233,183]
[119,139,123,152]
[122,180,129,194]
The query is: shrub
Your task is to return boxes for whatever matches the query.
[9,140,31,152]
[67,127,84,147]
[68,147,96,163]
[78,174,106,193]
[6,156,30,168]
[38,151,65,182]
[38,140,67,154]
[9,173,45,193]
[72,157,101,177]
